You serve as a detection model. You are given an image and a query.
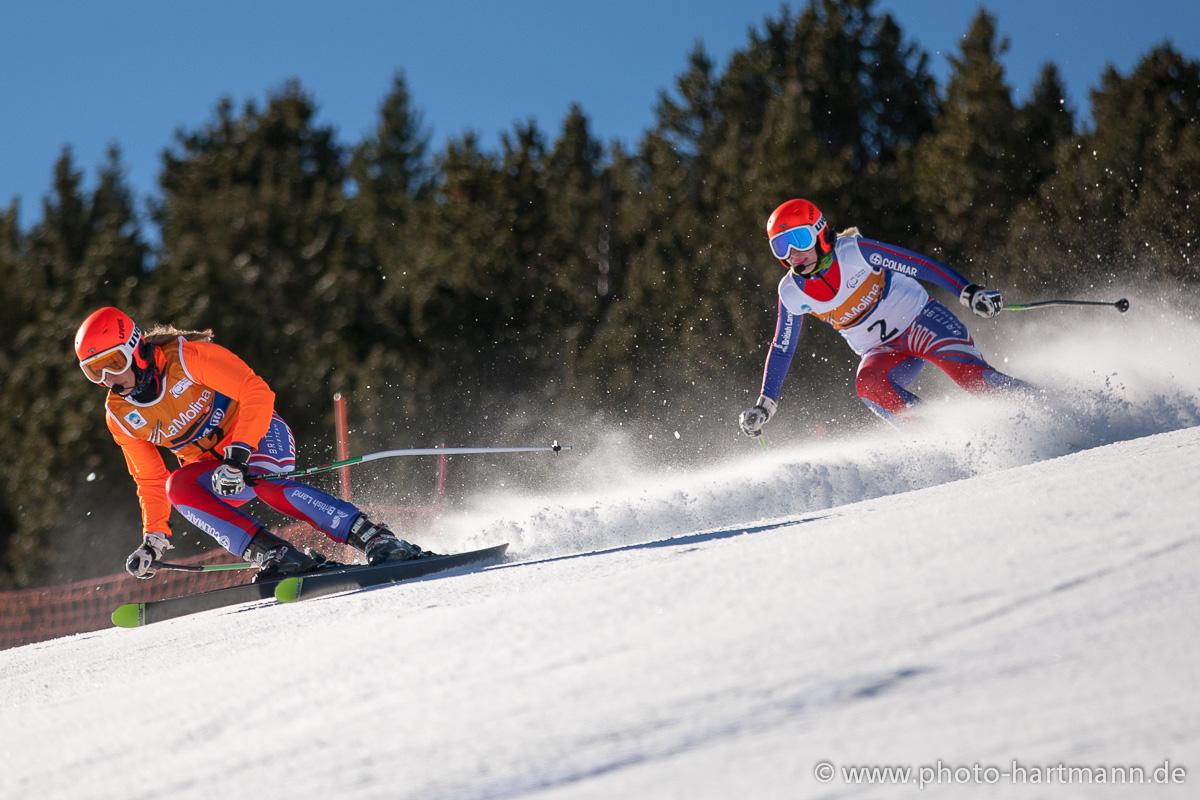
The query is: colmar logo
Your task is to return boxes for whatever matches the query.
[867,252,918,277]
[180,508,231,550]
[170,377,194,397]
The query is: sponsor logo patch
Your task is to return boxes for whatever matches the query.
[124,410,148,429]
[198,406,226,440]
[868,252,919,277]
[170,377,194,397]
[834,282,883,327]
[773,313,797,352]
[164,389,214,438]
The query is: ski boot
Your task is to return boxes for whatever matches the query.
[243,529,320,582]
[304,548,349,570]
[348,515,432,565]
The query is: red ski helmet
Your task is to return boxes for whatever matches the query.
[75,306,147,384]
[766,198,834,269]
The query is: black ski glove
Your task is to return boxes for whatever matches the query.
[739,395,778,437]
[960,283,1004,318]
[211,443,253,497]
[125,532,172,579]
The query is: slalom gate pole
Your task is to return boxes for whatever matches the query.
[255,441,572,482]
[1006,298,1130,313]
[154,561,258,573]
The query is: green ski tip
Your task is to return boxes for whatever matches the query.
[274,576,303,603]
[112,603,146,628]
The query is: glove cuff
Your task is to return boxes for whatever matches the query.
[959,283,981,307]
[143,531,173,556]
[756,395,778,420]
[223,443,253,469]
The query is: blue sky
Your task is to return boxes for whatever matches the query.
[2,1,1197,228]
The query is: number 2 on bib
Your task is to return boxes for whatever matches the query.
[868,319,899,342]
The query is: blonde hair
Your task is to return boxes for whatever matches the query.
[143,323,215,346]
[837,226,862,238]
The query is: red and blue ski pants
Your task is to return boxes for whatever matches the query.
[856,300,1025,421]
[166,413,361,556]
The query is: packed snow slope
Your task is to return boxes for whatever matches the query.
[2,434,1199,798]
[3,292,1199,799]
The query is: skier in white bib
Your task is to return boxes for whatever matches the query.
[739,198,1026,436]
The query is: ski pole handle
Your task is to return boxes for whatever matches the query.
[154,561,258,573]
[1006,298,1129,313]
[257,441,573,482]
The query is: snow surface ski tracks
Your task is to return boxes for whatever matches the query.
[2,428,1199,800]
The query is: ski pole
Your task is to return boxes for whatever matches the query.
[1006,298,1130,313]
[154,561,258,573]
[257,441,572,482]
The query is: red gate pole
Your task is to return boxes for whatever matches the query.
[333,393,352,500]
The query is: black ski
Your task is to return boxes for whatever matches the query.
[111,579,283,628]
[111,544,509,627]
[274,543,509,603]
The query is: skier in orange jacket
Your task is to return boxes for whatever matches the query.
[75,306,430,580]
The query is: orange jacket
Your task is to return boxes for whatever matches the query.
[104,337,276,536]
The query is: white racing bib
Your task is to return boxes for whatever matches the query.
[778,235,928,355]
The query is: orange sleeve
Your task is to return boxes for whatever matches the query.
[107,412,173,537]
[181,340,276,451]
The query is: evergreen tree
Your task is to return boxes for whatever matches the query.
[1001,63,1076,290]
[1018,63,1075,193]
[1016,45,1200,286]
[913,9,1024,278]
[1090,46,1200,279]
[0,200,25,585]
[153,81,363,433]
[540,105,612,391]
[732,1,936,209]
[595,45,723,407]
[0,147,147,587]
[344,71,434,440]
[0,200,29,372]
[349,69,431,267]
[35,149,90,301]
[395,131,505,426]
